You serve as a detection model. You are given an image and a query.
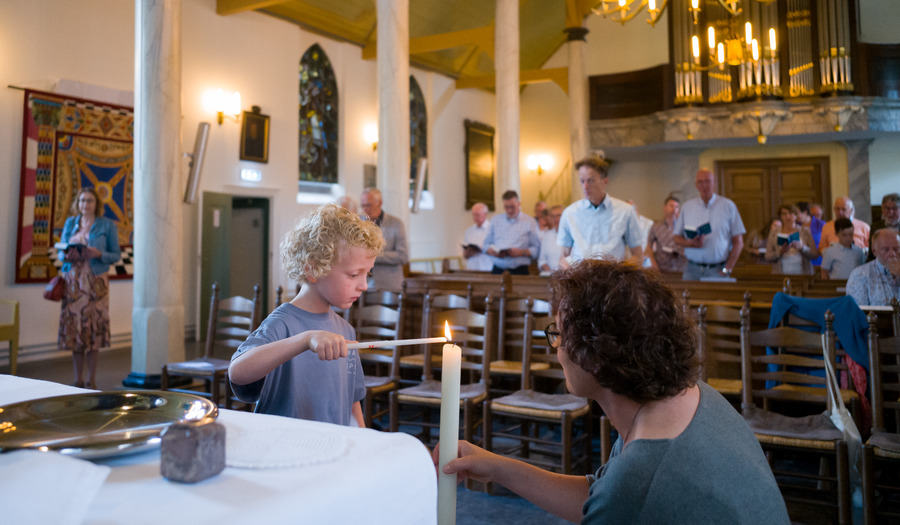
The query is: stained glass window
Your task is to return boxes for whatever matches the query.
[409,76,427,191]
[299,44,338,184]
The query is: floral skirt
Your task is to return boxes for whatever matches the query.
[58,260,110,352]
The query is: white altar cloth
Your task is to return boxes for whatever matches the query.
[0,375,438,524]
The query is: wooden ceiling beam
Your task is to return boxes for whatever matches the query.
[455,67,569,93]
[565,0,596,27]
[217,0,286,15]
[362,24,494,60]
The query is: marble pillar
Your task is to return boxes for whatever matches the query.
[496,0,520,195]
[126,0,185,388]
[565,26,590,203]
[376,0,411,227]
[843,139,874,224]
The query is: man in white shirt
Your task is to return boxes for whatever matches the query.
[674,169,745,280]
[538,205,564,274]
[462,202,493,271]
[557,156,644,269]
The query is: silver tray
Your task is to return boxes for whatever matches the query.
[0,390,217,459]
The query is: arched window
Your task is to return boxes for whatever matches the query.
[299,44,338,184]
[409,76,427,191]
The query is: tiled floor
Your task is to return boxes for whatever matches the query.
[9,345,843,524]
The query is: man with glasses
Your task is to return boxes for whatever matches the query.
[434,260,788,524]
[867,193,900,262]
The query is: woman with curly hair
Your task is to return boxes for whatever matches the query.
[434,259,788,524]
[229,204,385,427]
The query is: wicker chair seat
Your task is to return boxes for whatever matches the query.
[489,360,551,375]
[868,431,900,460]
[396,379,487,404]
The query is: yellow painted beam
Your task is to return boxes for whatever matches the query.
[217,0,285,16]
[363,24,494,61]
[565,0,595,28]
[455,67,569,93]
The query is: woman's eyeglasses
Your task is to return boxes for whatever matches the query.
[544,322,560,348]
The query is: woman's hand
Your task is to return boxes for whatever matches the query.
[432,440,501,484]
[83,246,102,259]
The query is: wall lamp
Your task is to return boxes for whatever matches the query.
[363,123,378,152]
[526,154,554,175]
[203,89,241,125]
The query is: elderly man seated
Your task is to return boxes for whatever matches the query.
[846,228,900,306]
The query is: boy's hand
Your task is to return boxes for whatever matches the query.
[307,331,349,360]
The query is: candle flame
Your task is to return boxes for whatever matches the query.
[444,320,452,341]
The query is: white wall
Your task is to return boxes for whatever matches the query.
[869,135,900,204]
[0,0,494,359]
[858,0,900,44]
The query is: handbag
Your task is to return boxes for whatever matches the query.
[43,275,64,301]
[822,334,863,506]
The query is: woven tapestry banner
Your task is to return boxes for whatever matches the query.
[15,89,134,283]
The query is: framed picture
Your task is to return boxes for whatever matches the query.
[464,120,495,211]
[240,107,269,163]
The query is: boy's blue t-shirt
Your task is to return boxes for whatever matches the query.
[230,303,365,426]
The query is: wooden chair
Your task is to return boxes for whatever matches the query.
[862,312,900,525]
[353,291,405,428]
[696,292,751,400]
[398,290,472,385]
[484,300,592,484]
[490,292,551,394]
[390,294,495,453]
[162,283,261,409]
[739,307,853,524]
[0,300,19,375]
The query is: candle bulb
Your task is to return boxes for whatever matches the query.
[437,321,461,525]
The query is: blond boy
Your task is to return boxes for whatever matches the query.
[230,204,385,426]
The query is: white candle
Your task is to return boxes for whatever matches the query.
[437,341,461,525]
[346,336,447,349]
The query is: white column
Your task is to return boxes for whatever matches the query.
[376,0,410,227]
[496,0,520,195]
[566,26,590,203]
[126,0,185,387]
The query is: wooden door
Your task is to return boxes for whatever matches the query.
[717,157,830,234]
[200,192,233,341]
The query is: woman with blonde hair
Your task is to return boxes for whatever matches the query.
[57,187,120,388]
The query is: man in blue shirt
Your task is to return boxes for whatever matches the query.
[674,169,746,280]
[483,190,541,275]
[557,156,644,268]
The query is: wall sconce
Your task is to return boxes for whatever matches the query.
[363,123,378,152]
[526,154,554,175]
[203,89,241,125]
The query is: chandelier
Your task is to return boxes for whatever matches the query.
[594,0,854,106]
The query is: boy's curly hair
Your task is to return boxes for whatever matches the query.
[281,204,386,283]
[549,258,700,403]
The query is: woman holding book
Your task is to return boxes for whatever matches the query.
[765,204,818,275]
[56,187,121,388]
